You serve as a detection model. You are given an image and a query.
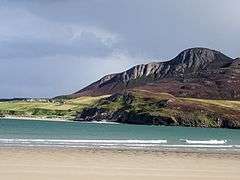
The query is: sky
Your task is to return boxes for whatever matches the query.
[0,0,240,98]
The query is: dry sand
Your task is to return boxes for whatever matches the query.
[0,147,239,180]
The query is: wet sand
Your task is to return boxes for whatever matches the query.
[0,147,239,180]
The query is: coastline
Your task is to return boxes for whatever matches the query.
[0,115,72,122]
[0,116,119,124]
[1,147,240,180]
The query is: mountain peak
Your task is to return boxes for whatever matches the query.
[169,48,233,73]
[172,47,232,64]
[71,48,238,99]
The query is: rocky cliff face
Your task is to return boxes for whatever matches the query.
[75,91,240,129]
[71,48,240,100]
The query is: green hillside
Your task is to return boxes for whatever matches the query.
[0,96,108,119]
[76,90,240,128]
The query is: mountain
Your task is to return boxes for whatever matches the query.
[71,48,240,100]
[70,48,240,128]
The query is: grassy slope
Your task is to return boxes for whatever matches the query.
[182,98,240,110]
[92,90,240,127]
[0,90,239,127]
[0,96,109,119]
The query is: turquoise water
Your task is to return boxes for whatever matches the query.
[0,119,240,152]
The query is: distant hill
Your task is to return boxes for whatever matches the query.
[71,48,240,100]
[76,90,240,129]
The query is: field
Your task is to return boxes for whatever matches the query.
[182,98,240,110]
[0,96,108,120]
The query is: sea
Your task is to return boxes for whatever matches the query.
[0,118,240,153]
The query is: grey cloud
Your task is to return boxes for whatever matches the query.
[0,34,115,59]
[0,0,239,98]
[22,0,240,58]
[0,4,119,59]
[0,53,138,98]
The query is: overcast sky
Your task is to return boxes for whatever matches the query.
[0,0,239,98]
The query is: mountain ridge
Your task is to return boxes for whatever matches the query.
[71,47,240,100]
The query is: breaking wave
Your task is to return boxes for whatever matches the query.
[181,139,227,145]
[0,138,167,148]
[0,138,239,151]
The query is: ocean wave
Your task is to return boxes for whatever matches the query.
[80,120,120,124]
[0,139,239,151]
[181,139,227,145]
[161,144,233,148]
[0,139,167,145]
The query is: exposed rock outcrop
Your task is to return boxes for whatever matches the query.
[71,48,240,100]
[75,92,240,129]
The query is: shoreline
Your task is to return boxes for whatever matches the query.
[2,146,240,157]
[1,146,240,180]
[1,115,239,129]
[1,145,240,155]
[0,115,72,122]
[0,116,121,124]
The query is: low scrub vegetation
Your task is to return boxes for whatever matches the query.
[0,96,108,119]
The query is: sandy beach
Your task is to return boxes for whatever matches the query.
[0,147,239,180]
[1,115,71,122]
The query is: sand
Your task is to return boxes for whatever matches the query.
[0,147,239,180]
[1,115,71,122]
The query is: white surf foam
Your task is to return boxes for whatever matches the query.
[161,144,233,148]
[0,138,167,144]
[182,139,227,145]
[1,139,239,151]
[82,120,120,124]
